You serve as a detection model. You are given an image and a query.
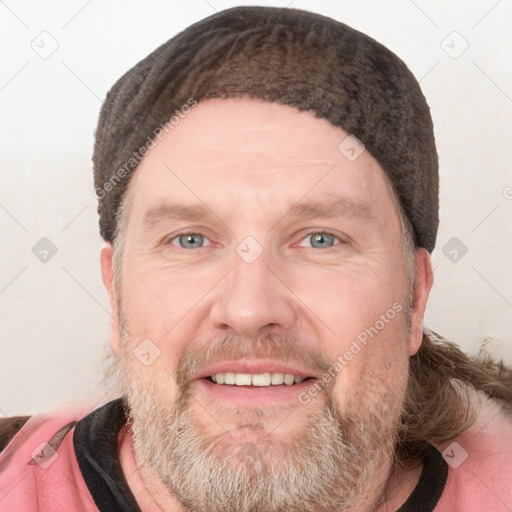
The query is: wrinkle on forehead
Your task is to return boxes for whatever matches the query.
[121,98,401,243]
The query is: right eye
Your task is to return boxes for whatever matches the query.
[168,232,212,249]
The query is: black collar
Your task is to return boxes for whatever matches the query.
[74,398,448,512]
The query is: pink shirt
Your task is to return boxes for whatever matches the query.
[433,396,512,511]
[0,403,96,511]
[0,395,511,511]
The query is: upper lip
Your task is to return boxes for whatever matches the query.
[193,359,319,380]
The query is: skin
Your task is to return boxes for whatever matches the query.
[100,97,433,511]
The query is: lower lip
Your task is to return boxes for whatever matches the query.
[194,378,318,407]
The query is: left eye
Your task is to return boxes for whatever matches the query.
[169,233,211,249]
[299,232,340,249]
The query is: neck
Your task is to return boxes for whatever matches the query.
[374,460,424,512]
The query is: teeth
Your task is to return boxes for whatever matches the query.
[283,374,295,386]
[271,373,284,385]
[211,372,307,387]
[235,373,252,386]
[252,373,271,386]
[224,372,236,385]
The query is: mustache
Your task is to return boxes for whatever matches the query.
[175,332,333,388]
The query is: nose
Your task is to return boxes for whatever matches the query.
[209,250,297,337]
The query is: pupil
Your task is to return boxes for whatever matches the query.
[312,233,332,248]
[181,234,202,248]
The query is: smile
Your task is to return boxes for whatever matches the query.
[208,372,307,386]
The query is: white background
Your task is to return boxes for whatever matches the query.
[0,0,511,416]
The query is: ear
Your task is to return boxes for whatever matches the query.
[100,243,121,355]
[408,248,434,356]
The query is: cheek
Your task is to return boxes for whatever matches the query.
[288,262,409,404]
[329,306,410,413]
[118,316,190,407]
[287,259,405,341]
[118,263,221,382]
[121,260,214,332]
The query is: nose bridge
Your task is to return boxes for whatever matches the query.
[230,248,272,302]
[209,244,296,336]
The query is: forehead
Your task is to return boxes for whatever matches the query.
[122,97,399,230]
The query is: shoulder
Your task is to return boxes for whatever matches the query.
[0,400,110,511]
[434,391,512,511]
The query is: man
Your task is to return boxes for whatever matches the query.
[1,6,511,512]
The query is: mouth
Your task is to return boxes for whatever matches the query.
[192,361,320,407]
[194,359,318,388]
[206,372,311,387]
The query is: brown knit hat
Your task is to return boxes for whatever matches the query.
[93,6,439,252]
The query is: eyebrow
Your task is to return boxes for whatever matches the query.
[286,197,374,221]
[142,196,374,230]
[143,203,214,229]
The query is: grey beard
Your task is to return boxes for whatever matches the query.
[124,371,399,512]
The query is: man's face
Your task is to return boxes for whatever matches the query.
[102,98,431,511]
